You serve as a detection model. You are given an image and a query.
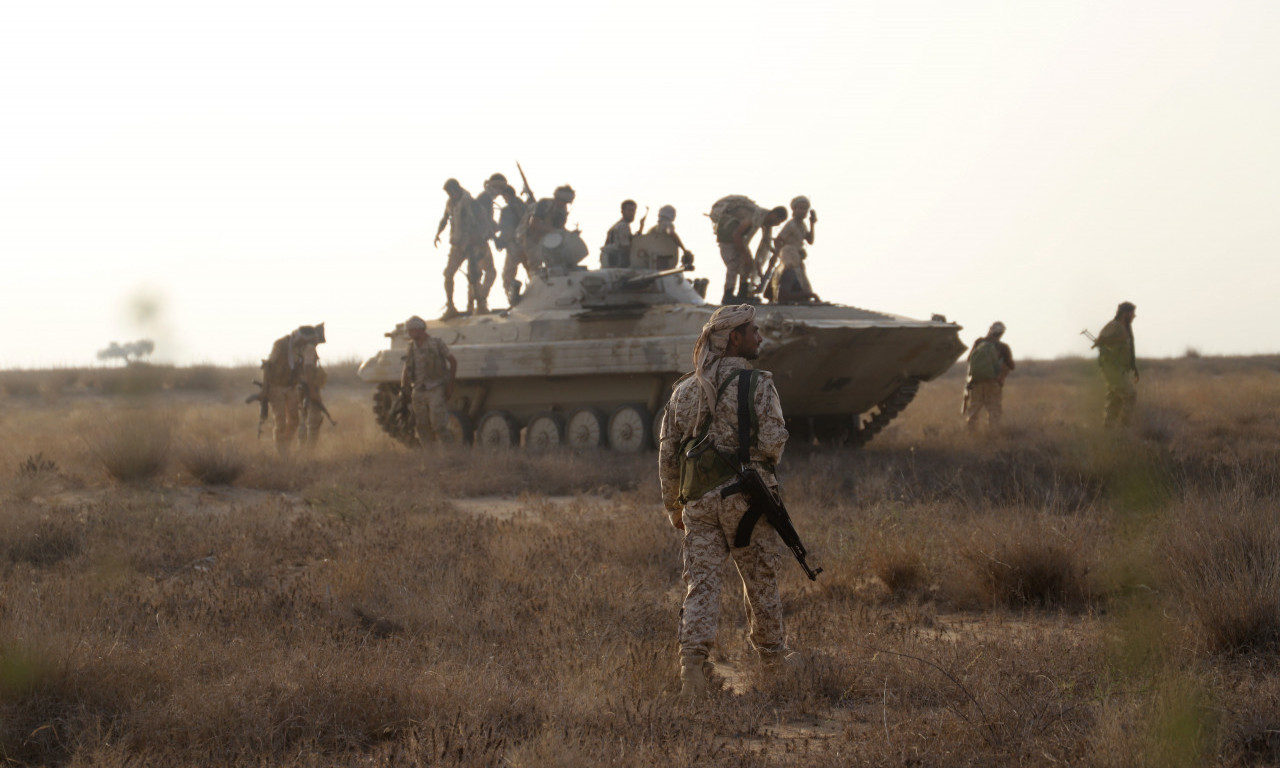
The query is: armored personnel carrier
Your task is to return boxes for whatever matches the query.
[358,232,966,451]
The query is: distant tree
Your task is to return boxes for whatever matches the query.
[97,339,155,365]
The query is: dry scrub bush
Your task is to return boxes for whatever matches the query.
[179,438,246,485]
[956,514,1093,609]
[1158,499,1280,656]
[83,410,173,482]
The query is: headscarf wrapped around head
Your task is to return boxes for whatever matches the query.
[691,304,756,430]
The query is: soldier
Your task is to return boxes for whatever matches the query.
[495,183,528,305]
[601,199,640,268]
[1093,302,1139,428]
[713,197,787,304]
[399,316,458,446]
[259,324,326,453]
[648,205,694,264]
[768,196,819,304]
[658,304,797,702]
[434,178,483,319]
[517,185,576,271]
[963,321,1014,431]
[466,173,505,314]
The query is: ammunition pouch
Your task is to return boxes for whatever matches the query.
[677,439,736,505]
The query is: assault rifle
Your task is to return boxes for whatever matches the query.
[300,381,336,427]
[732,464,822,581]
[245,380,269,438]
[516,162,535,203]
[1080,328,1099,347]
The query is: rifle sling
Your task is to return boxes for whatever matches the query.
[733,369,765,548]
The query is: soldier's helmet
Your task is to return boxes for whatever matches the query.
[553,185,575,203]
[486,173,507,186]
[406,316,427,331]
[443,178,462,194]
[988,321,1005,336]
[658,205,676,221]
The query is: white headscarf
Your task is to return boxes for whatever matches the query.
[691,304,756,430]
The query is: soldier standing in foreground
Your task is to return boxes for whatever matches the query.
[434,178,483,319]
[1093,302,1139,428]
[658,304,797,702]
[400,316,457,446]
[259,325,326,453]
[963,321,1014,431]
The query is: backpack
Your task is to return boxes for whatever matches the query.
[709,195,757,237]
[968,340,1002,382]
[677,370,761,504]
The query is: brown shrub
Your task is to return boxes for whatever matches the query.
[84,411,172,482]
[179,438,246,485]
[957,516,1092,609]
[1159,499,1280,655]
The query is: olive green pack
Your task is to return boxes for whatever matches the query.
[677,370,761,504]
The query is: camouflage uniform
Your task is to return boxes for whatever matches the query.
[659,355,791,662]
[262,333,320,452]
[770,218,814,302]
[496,196,528,302]
[404,337,453,444]
[964,336,1013,430]
[1096,317,1137,427]
[440,188,483,312]
[470,191,498,313]
[602,217,634,267]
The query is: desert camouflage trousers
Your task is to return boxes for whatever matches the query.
[719,243,752,301]
[1102,365,1137,428]
[679,482,787,660]
[267,386,301,453]
[965,380,1003,429]
[412,386,452,445]
[501,246,525,299]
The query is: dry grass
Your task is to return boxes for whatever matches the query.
[0,356,1278,765]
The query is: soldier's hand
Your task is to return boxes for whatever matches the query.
[433,234,441,248]
[668,508,684,531]
[809,210,817,224]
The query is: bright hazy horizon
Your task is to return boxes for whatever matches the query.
[3,0,1278,370]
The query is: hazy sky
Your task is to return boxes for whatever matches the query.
[3,0,1277,369]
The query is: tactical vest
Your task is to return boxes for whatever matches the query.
[677,370,762,504]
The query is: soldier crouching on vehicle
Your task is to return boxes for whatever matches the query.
[400,315,458,446]
[658,304,799,702]
[256,324,327,453]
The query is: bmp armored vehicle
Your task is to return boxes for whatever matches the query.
[358,231,965,451]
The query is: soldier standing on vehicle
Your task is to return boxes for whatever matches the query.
[495,183,529,306]
[963,321,1014,431]
[648,205,694,265]
[767,196,819,304]
[400,316,458,446]
[259,324,325,453]
[601,199,640,268]
[1093,302,1139,428]
[467,173,505,315]
[434,178,483,319]
[658,304,798,702]
[712,196,786,304]
[518,185,575,271]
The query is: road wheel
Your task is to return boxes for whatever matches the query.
[565,407,607,449]
[476,411,519,450]
[524,411,564,450]
[608,404,651,453]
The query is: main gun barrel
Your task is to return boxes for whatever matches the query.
[619,265,693,289]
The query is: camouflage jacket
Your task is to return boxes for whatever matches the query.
[404,337,452,391]
[442,190,483,247]
[263,335,318,389]
[1096,319,1136,372]
[658,356,788,513]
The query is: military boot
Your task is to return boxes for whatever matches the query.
[675,654,709,702]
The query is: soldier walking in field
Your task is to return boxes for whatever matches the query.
[1092,302,1139,428]
[399,315,457,446]
[963,321,1014,431]
[658,304,798,702]
[257,324,327,453]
